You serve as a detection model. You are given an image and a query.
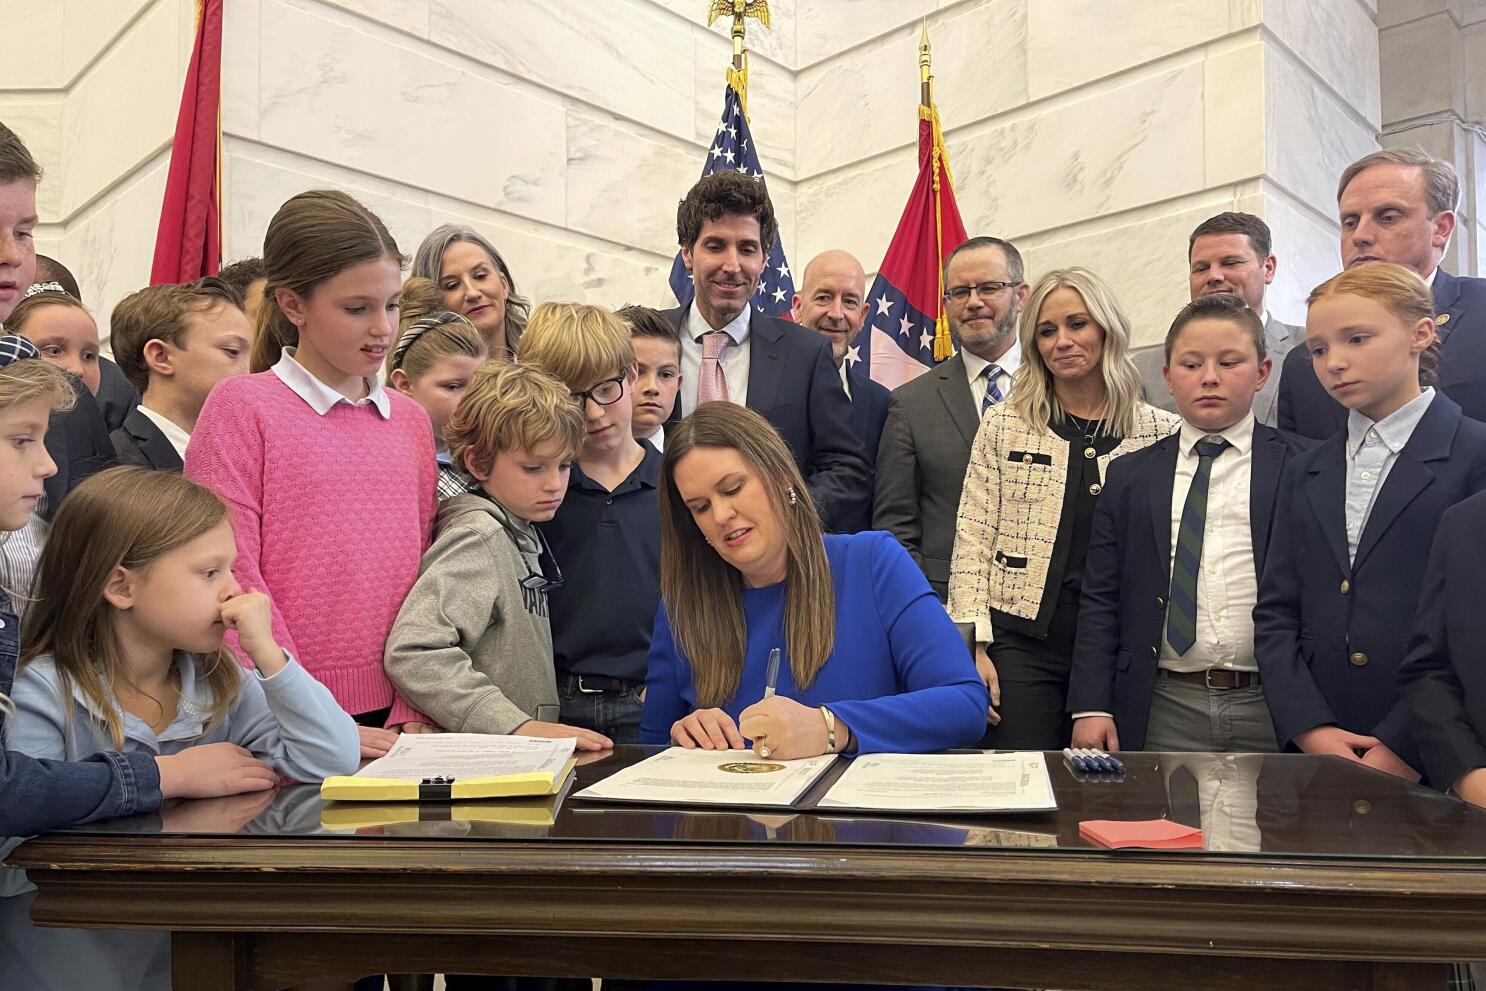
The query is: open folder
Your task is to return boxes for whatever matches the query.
[320,733,577,802]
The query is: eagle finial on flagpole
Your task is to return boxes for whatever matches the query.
[708,0,772,70]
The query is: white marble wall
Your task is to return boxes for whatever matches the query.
[2,0,1386,351]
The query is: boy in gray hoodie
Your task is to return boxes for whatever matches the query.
[385,362,613,750]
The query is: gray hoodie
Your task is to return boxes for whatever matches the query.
[385,493,560,734]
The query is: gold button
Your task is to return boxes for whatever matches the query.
[1089,483,1102,495]
[1340,579,1351,594]
[1353,800,1372,815]
[1022,453,1033,463]
[1156,596,1166,608]
[1084,447,1096,459]
[1349,652,1368,666]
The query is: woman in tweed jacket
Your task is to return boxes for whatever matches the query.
[948,268,1180,750]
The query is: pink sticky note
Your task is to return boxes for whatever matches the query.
[1079,818,1204,850]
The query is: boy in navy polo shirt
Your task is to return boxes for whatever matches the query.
[517,302,660,743]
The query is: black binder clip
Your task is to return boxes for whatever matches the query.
[419,775,456,801]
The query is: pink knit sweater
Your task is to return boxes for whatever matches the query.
[184,371,437,725]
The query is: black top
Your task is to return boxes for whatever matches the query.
[994,415,1121,640]
[542,440,663,682]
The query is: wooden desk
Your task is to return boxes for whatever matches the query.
[12,749,1486,990]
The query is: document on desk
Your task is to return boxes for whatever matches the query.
[817,752,1058,813]
[320,733,577,802]
[574,747,838,808]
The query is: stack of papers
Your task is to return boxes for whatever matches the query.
[1079,819,1204,849]
[817,752,1058,813]
[320,733,577,802]
[574,748,837,808]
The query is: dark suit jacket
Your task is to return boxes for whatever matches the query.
[110,407,183,471]
[848,365,890,469]
[661,306,870,534]
[872,352,978,598]
[1254,392,1486,770]
[1067,424,1309,750]
[42,379,118,520]
[96,356,140,435]
[1278,268,1486,439]
[1398,489,1486,791]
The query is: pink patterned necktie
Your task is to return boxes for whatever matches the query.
[698,331,730,405]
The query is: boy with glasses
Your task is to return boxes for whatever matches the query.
[385,360,611,749]
[517,302,662,744]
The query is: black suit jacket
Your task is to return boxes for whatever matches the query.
[848,365,890,469]
[1398,488,1486,791]
[1278,268,1486,438]
[42,378,118,520]
[871,352,979,598]
[1068,424,1309,749]
[662,306,870,533]
[110,407,183,471]
[1254,393,1486,771]
[96,356,141,435]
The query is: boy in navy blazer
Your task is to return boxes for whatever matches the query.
[1255,264,1486,782]
[1069,294,1306,752]
[108,278,252,472]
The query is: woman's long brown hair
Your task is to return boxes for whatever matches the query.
[658,403,835,707]
[20,468,243,751]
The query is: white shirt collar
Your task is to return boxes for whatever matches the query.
[684,302,751,346]
[1347,387,1435,458]
[271,347,391,419]
[1423,267,1439,288]
[1178,411,1255,458]
[961,338,1022,385]
[838,359,851,397]
[136,404,192,459]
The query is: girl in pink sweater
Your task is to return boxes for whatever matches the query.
[185,190,438,755]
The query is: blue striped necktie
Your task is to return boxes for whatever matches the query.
[1166,436,1230,655]
[980,365,1004,415]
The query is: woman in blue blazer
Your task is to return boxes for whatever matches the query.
[641,402,987,758]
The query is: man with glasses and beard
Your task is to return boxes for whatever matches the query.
[874,236,1029,599]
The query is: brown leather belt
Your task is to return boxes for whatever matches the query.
[1162,668,1261,690]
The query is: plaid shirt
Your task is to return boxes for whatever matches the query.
[436,463,478,503]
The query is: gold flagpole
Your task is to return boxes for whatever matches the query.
[708,0,772,118]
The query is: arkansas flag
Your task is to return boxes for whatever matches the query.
[851,102,968,389]
[151,0,223,284]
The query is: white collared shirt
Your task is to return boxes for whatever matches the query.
[271,347,391,419]
[1159,413,1259,673]
[1344,388,1436,561]
[640,424,666,451]
[838,359,852,400]
[679,304,751,412]
[962,339,1022,412]
[136,404,192,460]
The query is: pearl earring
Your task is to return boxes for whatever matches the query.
[787,486,798,506]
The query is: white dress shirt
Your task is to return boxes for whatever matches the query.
[136,404,192,460]
[679,304,751,412]
[271,347,391,419]
[962,339,1022,411]
[1159,413,1259,673]
[1344,388,1436,561]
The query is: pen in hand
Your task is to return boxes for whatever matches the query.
[759,648,781,759]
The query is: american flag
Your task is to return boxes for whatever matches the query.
[669,83,796,317]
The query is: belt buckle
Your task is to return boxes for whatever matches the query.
[1205,669,1227,689]
[576,676,605,695]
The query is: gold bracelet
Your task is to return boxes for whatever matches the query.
[819,705,837,754]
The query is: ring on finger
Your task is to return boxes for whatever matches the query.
[759,742,772,759]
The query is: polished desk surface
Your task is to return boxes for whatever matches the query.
[33,745,1486,859]
[15,748,1486,990]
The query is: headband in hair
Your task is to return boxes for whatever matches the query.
[390,311,464,371]
[0,335,41,367]
[22,282,66,300]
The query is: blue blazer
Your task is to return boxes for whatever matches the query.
[1398,489,1486,791]
[1067,424,1308,749]
[1278,268,1486,439]
[848,365,891,469]
[110,407,183,472]
[1254,393,1486,768]
[641,531,988,754]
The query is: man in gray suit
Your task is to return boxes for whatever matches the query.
[874,236,1028,599]
[1134,212,1304,425]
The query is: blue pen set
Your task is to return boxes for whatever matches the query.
[1063,747,1124,775]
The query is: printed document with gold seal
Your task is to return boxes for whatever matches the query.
[574,747,837,808]
[817,752,1058,813]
